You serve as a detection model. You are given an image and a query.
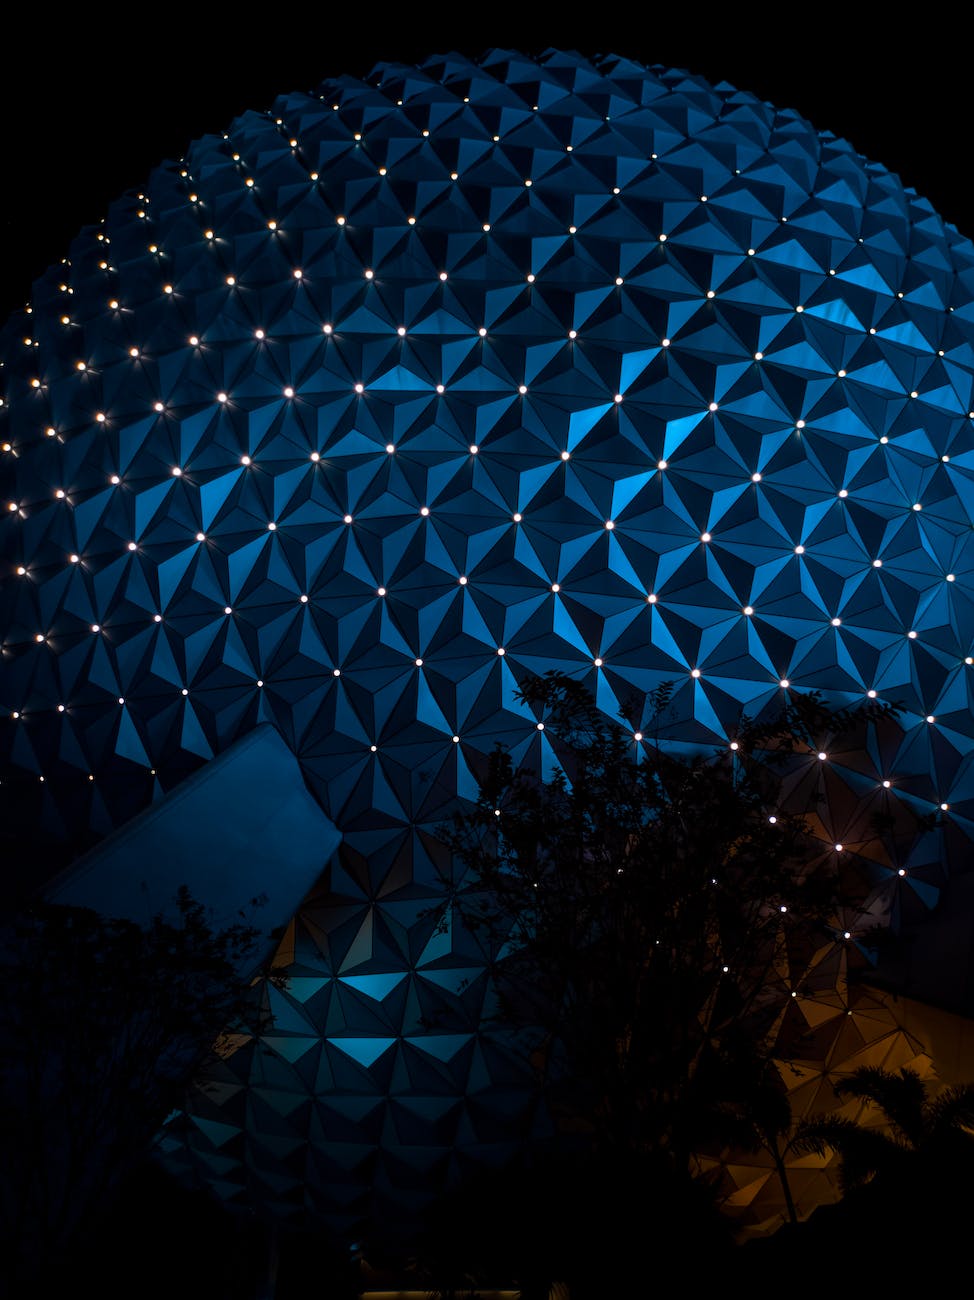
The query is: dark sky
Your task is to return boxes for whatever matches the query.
[2,13,970,319]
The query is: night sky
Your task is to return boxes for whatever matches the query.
[1,15,970,320]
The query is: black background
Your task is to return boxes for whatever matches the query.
[1,10,970,319]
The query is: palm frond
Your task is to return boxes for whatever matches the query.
[928,1083,974,1139]
[834,1066,927,1147]
[789,1116,859,1160]
[795,1116,909,1193]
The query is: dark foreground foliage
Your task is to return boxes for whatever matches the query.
[416,672,920,1291]
[438,673,895,1162]
[0,888,272,1292]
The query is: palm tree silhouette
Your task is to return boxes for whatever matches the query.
[705,1063,807,1226]
[796,1065,974,1197]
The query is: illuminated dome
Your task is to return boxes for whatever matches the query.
[3,48,974,1241]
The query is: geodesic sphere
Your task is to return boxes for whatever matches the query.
[3,48,974,1237]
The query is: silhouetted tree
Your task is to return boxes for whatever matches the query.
[722,1063,974,1280]
[427,670,909,1298]
[440,672,894,1173]
[694,1042,811,1225]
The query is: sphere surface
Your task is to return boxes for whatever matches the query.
[3,48,974,1236]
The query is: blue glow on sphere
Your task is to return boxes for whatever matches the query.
[3,48,974,1236]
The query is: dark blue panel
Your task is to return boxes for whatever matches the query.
[46,722,339,969]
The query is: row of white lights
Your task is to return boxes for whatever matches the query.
[16,301,970,403]
[12,307,970,439]
[42,250,965,344]
[13,618,966,725]
[18,363,970,430]
[3,387,963,485]
[7,673,957,763]
[7,465,945,503]
[7,689,955,857]
[7,507,964,592]
[11,572,964,628]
